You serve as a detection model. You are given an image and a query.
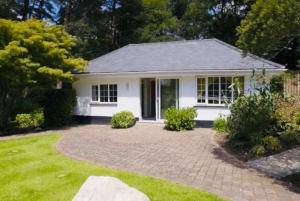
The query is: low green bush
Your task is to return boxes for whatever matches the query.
[262,136,281,152]
[250,144,265,157]
[15,108,44,129]
[213,117,228,133]
[111,111,136,128]
[280,128,300,144]
[164,107,197,131]
[44,89,76,127]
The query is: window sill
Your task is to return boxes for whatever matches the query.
[194,104,229,108]
[90,102,118,105]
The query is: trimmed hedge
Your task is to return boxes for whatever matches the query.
[164,107,197,131]
[111,111,136,128]
[44,89,76,127]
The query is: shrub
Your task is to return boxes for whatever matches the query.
[15,108,44,129]
[16,114,33,129]
[250,145,265,157]
[280,128,300,144]
[111,111,136,128]
[164,107,197,131]
[270,74,284,94]
[262,136,281,152]
[275,96,300,126]
[44,89,76,127]
[213,117,228,133]
[227,93,277,146]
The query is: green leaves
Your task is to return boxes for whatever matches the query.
[0,19,86,129]
[236,0,300,57]
[0,19,86,84]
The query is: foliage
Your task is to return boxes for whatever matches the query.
[164,107,197,131]
[270,74,284,94]
[15,108,44,130]
[275,96,300,127]
[111,111,136,128]
[280,128,300,144]
[236,0,300,69]
[213,117,228,133]
[0,134,225,201]
[181,0,254,44]
[44,89,76,127]
[227,93,277,146]
[136,0,180,42]
[250,144,265,157]
[0,19,86,130]
[228,71,300,158]
[262,136,281,152]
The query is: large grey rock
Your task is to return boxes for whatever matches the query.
[72,176,150,201]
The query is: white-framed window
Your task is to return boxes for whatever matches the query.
[91,84,118,103]
[197,76,244,105]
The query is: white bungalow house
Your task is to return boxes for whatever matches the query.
[73,39,285,126]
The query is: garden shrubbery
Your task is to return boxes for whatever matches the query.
[44,89,76,127]
[164,107,197,131]
[213,117,228,133]
[226,72,300,158]
[15,108,44,130]
[111,111,136,128]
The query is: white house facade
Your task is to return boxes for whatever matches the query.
[72,39,285,125]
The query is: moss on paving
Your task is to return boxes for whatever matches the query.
[0,133,225,201]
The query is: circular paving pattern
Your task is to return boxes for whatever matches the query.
[57,123,300,201]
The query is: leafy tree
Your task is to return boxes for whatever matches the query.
[182,0,255,44]
[136,0,180,42]
[0,0,59,21]
[0,19,86,130]
[236,0,300,69]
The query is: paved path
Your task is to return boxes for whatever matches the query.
[247,147,300,178]
[57,123,300,201]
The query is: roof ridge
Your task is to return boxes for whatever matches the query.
[128,38,214,47]
[212,38,285,69]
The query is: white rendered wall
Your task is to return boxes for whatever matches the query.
[73,77,140,117]
[73,73,255,121]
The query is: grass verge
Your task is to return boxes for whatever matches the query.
[0,133,225,201]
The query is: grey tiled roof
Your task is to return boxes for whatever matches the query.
[86,39,285,74]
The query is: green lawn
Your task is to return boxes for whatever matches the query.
[0,133,225,201]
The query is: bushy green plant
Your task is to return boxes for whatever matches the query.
[213,117,228,133]
[294,113,300,125]
[262,136,281,152]
[44,89,76,127]
[280,128,300,144]
[15,108,44,129]
[228,93,277,145]
[111,111,136,128]
[250,145,265,157]
[164,107,197,131]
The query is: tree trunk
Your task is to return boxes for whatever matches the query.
[64,0,72,27]
[37,0,44,19]
[111,0,118,48]
[22,0,29,20]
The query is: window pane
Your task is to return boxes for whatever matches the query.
[197,78,206,103]
[92,85,98,101]
[99,84,108,102]
[220,77,232,104]
[109,84,117,102]
[233,76,244,99]
[208,77,219,104]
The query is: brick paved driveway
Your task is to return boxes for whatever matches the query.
[57,123,300,201]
